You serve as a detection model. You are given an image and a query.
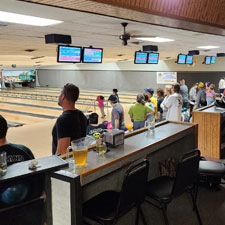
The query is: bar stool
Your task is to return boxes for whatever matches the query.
[199,160,225,187]
[145,150,202,225]
[83,159,149,225]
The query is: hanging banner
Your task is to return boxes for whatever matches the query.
[157,72,177,84]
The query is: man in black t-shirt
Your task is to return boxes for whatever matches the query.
[52,83,87,155]
[0,115,34,166]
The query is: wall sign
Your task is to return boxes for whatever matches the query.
[157,72,177,84]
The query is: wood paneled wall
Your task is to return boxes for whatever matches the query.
[92,0,225,28]
[19,0,225,28]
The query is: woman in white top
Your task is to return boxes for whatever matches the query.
[160,86,172,120]
[164,84,183,121]
[219,77,225,95]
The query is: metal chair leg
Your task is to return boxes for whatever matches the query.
[135,206,140,225]
[139,206,148,225]
[162,204,169,225]
[190,192,203,225]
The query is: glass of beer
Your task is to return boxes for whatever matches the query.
[71,138,89,167]
[0,152,7,176]
[96,138,107,156]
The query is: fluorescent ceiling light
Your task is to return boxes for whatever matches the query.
[135,37,174,42]
[197,46,220,49]
[0,11,63,26]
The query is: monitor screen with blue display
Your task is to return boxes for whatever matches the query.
[204,56,211,65]
[211,56,216,64]
[83,47,103,63]
[57,45,82,63]
[177,54,186,64]
[134,52,148,64]
[148,53,159,64]
[186,55,193,64]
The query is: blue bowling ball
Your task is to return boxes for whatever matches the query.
[1,183,29,204]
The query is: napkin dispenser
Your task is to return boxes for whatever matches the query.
[103,129,125,147]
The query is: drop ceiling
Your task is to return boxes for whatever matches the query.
[0,0,225,68]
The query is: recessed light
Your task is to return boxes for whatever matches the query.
[135,37,174,43]
[0,11,63,26]
[197,46,220,49]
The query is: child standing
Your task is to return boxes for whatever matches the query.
[96,95,106,118]
[113,89,119,102]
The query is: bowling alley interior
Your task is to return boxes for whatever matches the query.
[1,0,225,225]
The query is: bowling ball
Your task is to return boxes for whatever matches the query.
[107,122,112,129]
[1,183,29,204]
[93,132,101,139]
[125,124,133,130]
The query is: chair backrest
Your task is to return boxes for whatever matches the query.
[172,149,200,196]
[116,159,149,217]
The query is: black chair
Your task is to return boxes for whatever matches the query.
[145,150,202,225]
[199,160,225,187]
[83,159,149,225]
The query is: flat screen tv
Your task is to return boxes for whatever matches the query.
[148,53,159,64]
[204,56,211,65]
[177,54,186,64]
[134,52,148,64]
[57,45,82,63]
[82,47,103,63]
[186,55,194,64]
[211,56,216,64]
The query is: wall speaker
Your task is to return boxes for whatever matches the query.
[142,45,158,52]
[217,53,225,57]
[45,34,72,44]
[188,50,199,55]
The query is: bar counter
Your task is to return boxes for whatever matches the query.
[47,121,198,225]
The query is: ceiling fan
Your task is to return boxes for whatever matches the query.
[119,22,152,46]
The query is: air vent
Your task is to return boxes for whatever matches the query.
[0,23,7,28]
[131,41,142,45]
[31,56,45,60]
[24,49,37,52]
[117,54,124,57]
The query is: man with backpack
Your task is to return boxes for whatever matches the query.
[196,82,207,109]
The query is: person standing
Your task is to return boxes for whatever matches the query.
[128,94,153,130]
[96,95,106,118]
[164,84,183,122]
[189,83,198,116]
[218,77,225,95]
[108,94,125,130]
[160,86,172,120]
[179,79,189,108]
[206,84,216,105]
[52,83,87,155]
[113,89,120,102]
[144,88,158,119]
[196,82,207,109]
[156,88,165,121]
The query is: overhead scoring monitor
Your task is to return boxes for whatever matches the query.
[186,55,194,64]
[177,54,186,64]
[204,56,211,65]
[134,52,148,64]
[211,56,216,64]
[148,53,159,64]
[83,47,103,63]
[57,45,82,63]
